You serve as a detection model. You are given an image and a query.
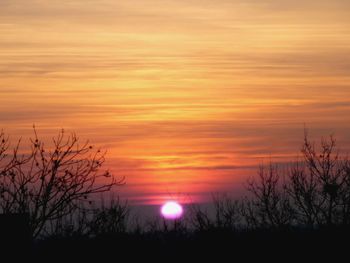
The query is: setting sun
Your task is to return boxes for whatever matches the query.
[161,201,184,220]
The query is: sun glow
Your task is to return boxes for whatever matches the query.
[161,201,184,220]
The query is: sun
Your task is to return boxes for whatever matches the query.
[161,201,184,220]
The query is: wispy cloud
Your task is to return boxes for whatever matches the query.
[1,0,350,204]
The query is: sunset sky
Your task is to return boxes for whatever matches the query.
[1,0,350,205]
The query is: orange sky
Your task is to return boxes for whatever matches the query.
[1,0,350,205]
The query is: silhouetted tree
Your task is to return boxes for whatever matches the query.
[188,203,214,232]
[88,197,130,236]
[244,132,350,229]
[244,163,294,228]
[286,133,350,227]
[187,194,242,232]
[212,194,242,230]
[47,201,90,238]
[0,128,123,238]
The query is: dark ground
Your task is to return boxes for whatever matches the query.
[19,227,349,262]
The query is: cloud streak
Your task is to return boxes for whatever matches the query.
[1,0,350,204]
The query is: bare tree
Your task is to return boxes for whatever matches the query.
[0,127,123,238]
[286,161,321,227]
[187,203,214,232]
[47,201,90,238]
[245,131,350,229]
[245,163,294,228]
[212,194,242,230]
[88,197,130,236]
[286,132,350,227]
[187,195,243,232]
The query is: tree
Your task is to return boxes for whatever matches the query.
[88,197,130,236]
[245,131,350,229]
[0,127,123,238]
[245,163,294,228]
[286,132,350,227]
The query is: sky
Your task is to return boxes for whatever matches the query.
[1,0,350,205]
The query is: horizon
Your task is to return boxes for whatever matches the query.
[1,0,350,208]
